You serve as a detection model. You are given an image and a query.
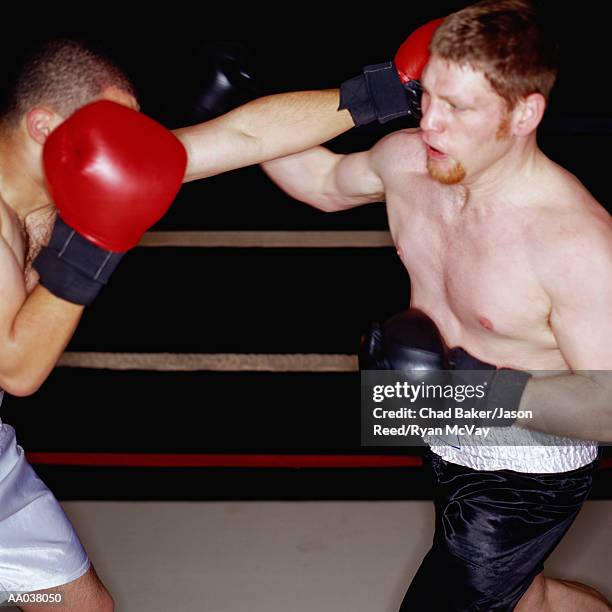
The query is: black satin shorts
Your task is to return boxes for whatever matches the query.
[399,451,596,611]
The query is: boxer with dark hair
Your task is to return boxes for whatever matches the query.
[0,39,137,129]
[0,37,365,610]
[0,40,163,611]
[263,1,612,609]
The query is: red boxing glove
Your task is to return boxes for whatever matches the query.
[44,100,187,252]
[394,18,445,85]
[34,101,187,305]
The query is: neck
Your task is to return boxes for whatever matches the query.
[463,136,543,206]
[0,125,52,222]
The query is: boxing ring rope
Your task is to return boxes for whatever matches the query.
[57,352,357,372]
[61,231,387,370]
[33,226,611,472]
[26,229,389,468]
[26,453,422,468]
[138,230,394,248]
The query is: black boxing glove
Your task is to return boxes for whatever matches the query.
[359,309,450,440]
[360,308,448,372]
[339,18,444,125]
[185,41,260,124]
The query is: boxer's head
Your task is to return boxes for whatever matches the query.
[419,0,559,184]
[0,39,138,140]
[0,38,138,207]
[431,0,559,108]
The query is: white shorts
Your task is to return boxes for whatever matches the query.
[0,420,90,601]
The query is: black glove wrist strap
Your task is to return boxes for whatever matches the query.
[33,217,124,306]
[339,62,413,125]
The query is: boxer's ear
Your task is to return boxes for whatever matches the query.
[25,108,63,144]
[512,93,546,136]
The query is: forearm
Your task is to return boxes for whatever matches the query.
[516,370,612,441]
[175,90,354,182]
[0,286,83,396]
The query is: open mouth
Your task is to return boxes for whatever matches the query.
[426,143,447,160]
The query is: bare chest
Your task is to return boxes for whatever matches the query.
[387,194,557,364]
[0,204,55,294]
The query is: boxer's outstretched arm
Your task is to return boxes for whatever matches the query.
[175,15,442,183]
[516,222,612,441]
[0,236,83,396]
[175,90,354,182]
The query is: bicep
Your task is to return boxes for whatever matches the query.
[332,128,423,207]
[260,146,383,212]
[332,149,385,204]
